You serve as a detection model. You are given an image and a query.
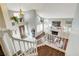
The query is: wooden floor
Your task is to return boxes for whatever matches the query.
[37,45,65,56]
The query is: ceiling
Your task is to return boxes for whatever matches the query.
[6,3,77,18]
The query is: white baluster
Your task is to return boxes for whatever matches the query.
[12,39,18,56]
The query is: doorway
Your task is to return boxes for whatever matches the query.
[0,45,5,56]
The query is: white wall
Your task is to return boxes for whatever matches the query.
[36,4,77,18]
[66,4,79,56]
[7,3,77,18]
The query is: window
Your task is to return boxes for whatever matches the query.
[25,25,29,35]
[37,24,43,33]
[13,12,20,18]
[52,21,61,27]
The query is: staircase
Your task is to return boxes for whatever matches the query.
[0,29,68,56]
[0,30,38,56]
[36,33,68,53]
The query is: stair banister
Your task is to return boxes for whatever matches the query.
[0,29,38,56]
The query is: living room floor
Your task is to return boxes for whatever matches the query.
[37,45,65,56]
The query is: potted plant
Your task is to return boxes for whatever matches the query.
[11,16,19,23]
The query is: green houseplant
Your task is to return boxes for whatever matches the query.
[11,16,19,23]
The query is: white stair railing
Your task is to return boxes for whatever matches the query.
[45,33,66,50]
[0,29,38,56]
[36,32,66,50]
[11,37,37,56]
[45,33,57,44]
